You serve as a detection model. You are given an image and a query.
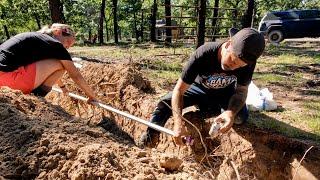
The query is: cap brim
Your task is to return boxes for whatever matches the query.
[229,27,239,37]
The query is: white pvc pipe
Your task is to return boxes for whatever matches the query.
[51,87,175,136]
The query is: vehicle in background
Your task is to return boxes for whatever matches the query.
[258,9,320,43]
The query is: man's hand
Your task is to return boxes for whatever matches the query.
[214,110,235,133]
[173,121,187,146]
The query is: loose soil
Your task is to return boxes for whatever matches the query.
[1,62,319,179]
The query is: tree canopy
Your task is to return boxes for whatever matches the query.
[0,0,319,43]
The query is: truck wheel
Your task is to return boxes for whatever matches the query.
[268,30,283,43]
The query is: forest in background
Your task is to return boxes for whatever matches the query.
[0,0,319,46]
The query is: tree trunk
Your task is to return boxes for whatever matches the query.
[232,9,238,27]
[48,0,65,23]
[34,13,41,29]
[211,0,219,41]
[99,0,106,44]
[150,0,157,42]
[197,0,206,47]
[105,19,109,42]
[3,25,10,39]
[133,11,138,40]
[104,12,110,42]
[106,26,109,42]
[112,0,119,44]
[88,28,92,43]
[141,11,144,41]
[242,0,254,28]
[165,0,172,44]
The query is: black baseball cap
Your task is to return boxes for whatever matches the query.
[228,27,265,64]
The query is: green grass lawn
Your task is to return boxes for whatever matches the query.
[252,42,320,142]
[70,41,320,143]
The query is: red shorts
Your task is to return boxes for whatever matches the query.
[0,63,36,94]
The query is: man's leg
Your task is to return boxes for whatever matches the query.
[139,84,209,147]
[31,59,65,97]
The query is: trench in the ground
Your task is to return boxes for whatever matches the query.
[47,62,320,179]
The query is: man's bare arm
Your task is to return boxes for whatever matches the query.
[171,78,190,145]
[227,84,249,117]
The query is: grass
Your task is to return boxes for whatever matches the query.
[148,70,180,83]
[251,43,320,142]
[71,41,320,143]
[303,101,320,136]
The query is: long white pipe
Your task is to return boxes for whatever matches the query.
[51,87,175,136]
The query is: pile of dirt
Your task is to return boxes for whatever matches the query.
[1,62,320,179]
[0,87,211,179]
[47,62,157,139]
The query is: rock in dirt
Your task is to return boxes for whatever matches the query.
[133,173,156,180]
[159,154,183,171]
[137,151,147,158]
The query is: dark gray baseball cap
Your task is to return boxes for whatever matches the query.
[229,27,265,64]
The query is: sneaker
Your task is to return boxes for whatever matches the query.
[137,131,160,148]
[31,85,52,97]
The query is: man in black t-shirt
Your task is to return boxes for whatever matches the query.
[0,24,96,101]
[138,28,265,148]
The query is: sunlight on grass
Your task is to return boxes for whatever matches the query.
[149,70,180,80]
[152,60,182,71]
[259,53,317,67]
[253,73,285,86]
[254,73,285,82]
[249,110,320,142]
[272,54,312,64]
[303,101,320,135]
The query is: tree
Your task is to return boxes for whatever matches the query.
[140,11,144,41]
[211,0,220,41]
[3,25,10,39]
[99,0,106,44]
[48,0,65,23]
[242,0,254,28]
[150,0,157,42]
[112,0,119,44]
[104,12,111,42]
[197,0,206,47]
[165,0,172,44]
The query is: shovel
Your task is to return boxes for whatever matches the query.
[52,87,175,136]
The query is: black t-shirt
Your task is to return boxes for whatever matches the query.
[0,32,72,72]
[181,42,255,91]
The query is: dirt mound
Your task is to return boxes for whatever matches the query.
[47,62,156,139]
[0,87,211,179]
[1,62,320,179]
